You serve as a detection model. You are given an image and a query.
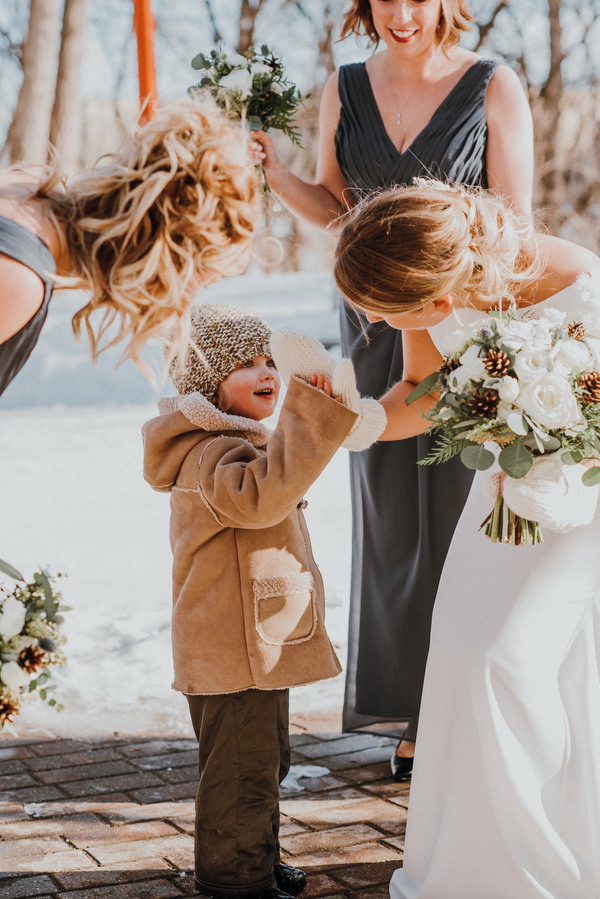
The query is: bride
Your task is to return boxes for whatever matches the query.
[333,183,600,898]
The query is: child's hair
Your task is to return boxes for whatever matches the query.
[340,0,474,55]
[32,98,259,369]
[168,303,272,401]
[333,182,540,315]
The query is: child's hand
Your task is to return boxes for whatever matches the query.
[309,373,340,401]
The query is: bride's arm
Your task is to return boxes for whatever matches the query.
[378,329,443,441]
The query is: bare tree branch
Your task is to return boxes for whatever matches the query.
[473,0,509,52]
[203,0,222,45]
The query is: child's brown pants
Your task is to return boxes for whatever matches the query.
[186,688,290,897]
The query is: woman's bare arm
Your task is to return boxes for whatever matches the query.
[485,65,534,220]
[378,329,443,441]
[250,72,353,230]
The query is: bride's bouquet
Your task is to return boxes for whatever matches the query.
[189,45,308,189]
[409,305,600,544]
[0,565,67,735]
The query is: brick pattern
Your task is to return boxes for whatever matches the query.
[0,731,407,897]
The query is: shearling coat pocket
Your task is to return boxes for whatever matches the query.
[253,572,316,645]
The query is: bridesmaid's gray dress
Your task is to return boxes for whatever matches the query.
[336,59,499,733]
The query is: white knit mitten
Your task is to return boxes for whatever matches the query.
[502,454,598,532]
[270,329,387,451]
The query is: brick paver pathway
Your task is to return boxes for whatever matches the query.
[0,731,408,898]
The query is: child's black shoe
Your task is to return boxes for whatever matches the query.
[274,862,306,895]
[196,887,295,899]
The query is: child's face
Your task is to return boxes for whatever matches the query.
[217,355,281,421]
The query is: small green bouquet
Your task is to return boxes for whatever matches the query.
[189,44,308,189]
[408,303,600,544]
[0,561,68,735]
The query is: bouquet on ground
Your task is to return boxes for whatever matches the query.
[408,305,600,544]
[189,44,308,189]
[0,563,68,735]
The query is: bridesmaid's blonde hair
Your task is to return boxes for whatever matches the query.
[340,0,474,55]
[34,98,259,368]
[334,183,539,314]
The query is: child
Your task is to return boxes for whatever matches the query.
[142,303,365,899]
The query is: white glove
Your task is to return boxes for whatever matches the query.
[502,454,598,532]
[270,329,387,452]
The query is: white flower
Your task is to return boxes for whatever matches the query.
[498,376,520,403]
[270,81,285,95]
[0,660,28,691]
[585,337,600,366]
[0,596,26,641]
[555,338,593,373]
[518,372,583,430]
[458,344,487,380]
[513,346,550,383]
[495,319,536,350]
[440,321,486,355]
[250,62,272,76]
[225,53,249,68]
[219,68,254,99]
[535,308,566,327]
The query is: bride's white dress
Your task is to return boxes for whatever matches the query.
[390,273,600,899]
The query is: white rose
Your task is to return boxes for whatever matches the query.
[225,53,249,68]
[513,347,549,383]
[498,376,520,403]
[555,338,593,373]
[219,68,254,99]
[250,62,272,76]
[0,660,28,691]
[585,337,600,365]
[457,344,487,381]
[535,308,566,327]
[0,596,26,641]
[440,321,486,355]
[518,372,583,429]
[495,319,536,350]
[270,81,285,94]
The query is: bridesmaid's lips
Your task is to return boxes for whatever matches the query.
[389,28,417,43]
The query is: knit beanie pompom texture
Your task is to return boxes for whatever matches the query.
[169,303,272,398]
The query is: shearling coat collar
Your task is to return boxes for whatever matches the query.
[159,392,270,446]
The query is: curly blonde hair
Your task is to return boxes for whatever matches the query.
[333,183,539,315]
[340,0,474,55]
[33,98,259,367]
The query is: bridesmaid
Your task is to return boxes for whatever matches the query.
[250,0,534,777]
[0,99,258,397]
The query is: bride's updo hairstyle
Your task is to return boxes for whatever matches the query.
[334,183,538,316]
[35,98,259,368]
[340,0,475,54]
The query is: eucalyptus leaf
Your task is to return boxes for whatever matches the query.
[39,689,47,701]
[0,559,24,580]
[460,445,495,470]
[582,466,600,486]
[499,443,534,479]
[39,571,55,621]
[39,638,57,653]
[539,435,561,451]
[406,371,439,405]
[506,413,528,436]
[561,450,579,465]
[191,52,210,70]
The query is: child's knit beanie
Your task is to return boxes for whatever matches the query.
[169,303,272,399]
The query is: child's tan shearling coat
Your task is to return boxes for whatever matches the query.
[142,377,358,695]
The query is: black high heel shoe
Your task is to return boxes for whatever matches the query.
[391,742,414,781]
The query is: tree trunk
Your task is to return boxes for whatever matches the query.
[237,0,267,55]
[49,0,88,172]
[537,0,564,204]
[6,0,62,164]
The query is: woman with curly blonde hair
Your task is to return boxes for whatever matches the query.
[0,97,259,395]
[334,182,600,898]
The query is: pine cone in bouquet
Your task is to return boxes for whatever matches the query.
[579,371,600,405]
[483,348,511,377]
[568,321,586,340]
[469,389,499,418]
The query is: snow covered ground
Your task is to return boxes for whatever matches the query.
[0,274,353,739]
